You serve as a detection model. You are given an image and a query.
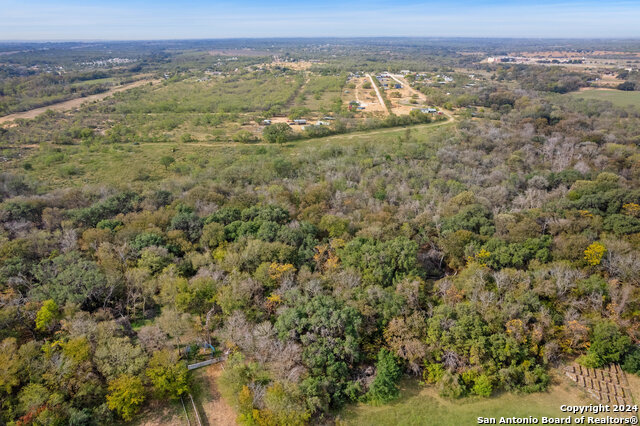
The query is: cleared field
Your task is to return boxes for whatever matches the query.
[568,88,640,108]
[0,77,158,124]
[299,74,344,111]
[343,76,387,115]
[5,119,452,190]
[105,73,303,114]
[386,74,430,115]
[339,372,639,426]
[270,60,318,70]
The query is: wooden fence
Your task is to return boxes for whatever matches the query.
[565,363,633,405]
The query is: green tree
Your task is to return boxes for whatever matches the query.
[275,295,362,409]
[339,236,419,286]
[35,299,59,331]
[18,383,49,414]
[582,321,632,367]
[617,81,636,91]
[106,374,145,421]
[31,251,109,309]
[95,337,147,381]
[0,338,21,394]
[160,155,175,170]
[472,374,493,397]
[257,381,311,426]
[622,347,640,375]
[175,277,216,319]
[170,208,203,242]
[146,349,190,399]
[200,222,226,249]
[366,348,402,404]
[263,123,294,144]
[318,214,350,238]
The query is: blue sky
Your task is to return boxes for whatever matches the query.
[1,0,640,40]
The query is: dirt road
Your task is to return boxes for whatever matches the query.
[389,74,427,102]
[0,78,160,124]
[366,73,389,114]
[387,73,456,120]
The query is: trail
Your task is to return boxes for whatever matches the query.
[0,77,160,124]
[134,116,454,149]
[323,115,453,140]
[366,73,389,115]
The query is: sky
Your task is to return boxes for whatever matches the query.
[1,0,640,40]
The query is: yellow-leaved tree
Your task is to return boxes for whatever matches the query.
[584,242,606,266]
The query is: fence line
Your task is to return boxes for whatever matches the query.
[187,357,224,370]
[180,395,191,426]
[189,393,203,426]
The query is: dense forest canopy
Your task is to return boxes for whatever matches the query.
[1,38,640,425]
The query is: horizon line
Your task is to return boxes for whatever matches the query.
[3,36,640,43]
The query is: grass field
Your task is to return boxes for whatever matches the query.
[8,119,453,190]
[338,373,638,426]
[131,365,640,426]
[568,88,640,108]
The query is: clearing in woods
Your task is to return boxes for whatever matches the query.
[137,364,237,426]
[5,118,452,190]
[340,370,640,426]
[568,88,640,109]
[343,76,387,115]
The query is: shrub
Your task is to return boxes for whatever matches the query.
[423,363,445,384]
[472,374,493,397]
[438,371,465,399]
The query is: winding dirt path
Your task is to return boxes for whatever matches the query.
[0,77,160,124]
